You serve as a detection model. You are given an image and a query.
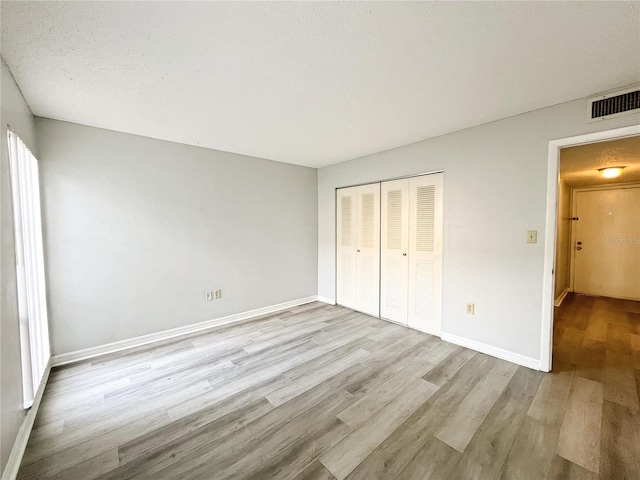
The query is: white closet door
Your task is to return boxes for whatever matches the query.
[381,179,409,323]
[336,187,357,310]
[356,183,380,317]
[408,174,443,335]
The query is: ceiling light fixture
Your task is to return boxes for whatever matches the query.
[598,166,625,179]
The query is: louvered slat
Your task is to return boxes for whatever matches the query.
[385,256,403,309]
[340,252,353,297]
[360,254,377,303]
[361,193,375,249]
[414,260,434,320]
[416,185,435,252]
[386,189,402,250]
[341,196,352,247]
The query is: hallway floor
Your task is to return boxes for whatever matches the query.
[552,293,640,479]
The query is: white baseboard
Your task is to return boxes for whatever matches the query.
[51,295,318,367]
[1,360,52,480]
[317,296,335,305]
[554,288,570,307]
[440,332,541,371]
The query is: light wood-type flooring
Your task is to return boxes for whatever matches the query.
[17,295,640,479]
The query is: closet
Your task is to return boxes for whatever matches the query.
[336,173,443,335]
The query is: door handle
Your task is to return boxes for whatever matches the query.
[577,246,582,251]
[402,253,407,256]
[577,241,582,245]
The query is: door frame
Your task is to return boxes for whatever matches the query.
[540,124,640,372]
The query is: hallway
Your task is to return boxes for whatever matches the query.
[551,293,640,478]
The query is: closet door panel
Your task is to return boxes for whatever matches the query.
[381,179,409,323]
[408,174,443,335]
[336,187,357,310]
[355,183,380,317]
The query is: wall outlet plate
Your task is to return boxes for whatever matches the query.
[466,303,474,314]
[214,289,222,299]
[205,291,213,301]
[527,230,537,244]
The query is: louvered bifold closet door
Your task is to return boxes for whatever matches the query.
[336,187,358,310]
[355,183,381,317]
[381,179,409,323]
[408,173,443,335]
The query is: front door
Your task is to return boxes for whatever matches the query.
[573,186,640,300]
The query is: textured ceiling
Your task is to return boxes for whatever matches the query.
[2,2,640,168]
[561,136,640,187]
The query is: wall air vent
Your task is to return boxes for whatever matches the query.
[588,86,640,122]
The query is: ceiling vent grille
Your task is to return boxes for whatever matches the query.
[588,87,640,121]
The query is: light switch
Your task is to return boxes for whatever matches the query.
[527,230,537,244]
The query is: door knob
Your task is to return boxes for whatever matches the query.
[402,253,407,256]
[577,246,582,251]
[357,249,360,252]
[577,241,582,245]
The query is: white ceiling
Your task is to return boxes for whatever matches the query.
[561,135,640,187]
[2,2,639,168]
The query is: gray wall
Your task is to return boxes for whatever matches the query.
[318,96,639,362]
[36,119,318,355]
[1,57,37,475]
[554,180,572,301]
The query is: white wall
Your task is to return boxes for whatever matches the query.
[554,179,572,301]
[318,96,639,363]
[36,119,318,355]
[0,57,38,475]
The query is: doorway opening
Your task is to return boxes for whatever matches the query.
[541,125,640,372]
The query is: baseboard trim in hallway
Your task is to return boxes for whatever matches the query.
[440,332,541,370]
[51,295,319,367]
[555,288,570,307]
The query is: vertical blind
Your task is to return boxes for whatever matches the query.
[7,129,50,408]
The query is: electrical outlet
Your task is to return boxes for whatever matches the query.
[214,289,222,299]
[205,291,213,302]
[527,230,537,244]
[466,303,475,315]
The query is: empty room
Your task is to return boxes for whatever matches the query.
[1,2,639,479]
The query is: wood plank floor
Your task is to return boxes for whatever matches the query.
[17,295,640,479]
